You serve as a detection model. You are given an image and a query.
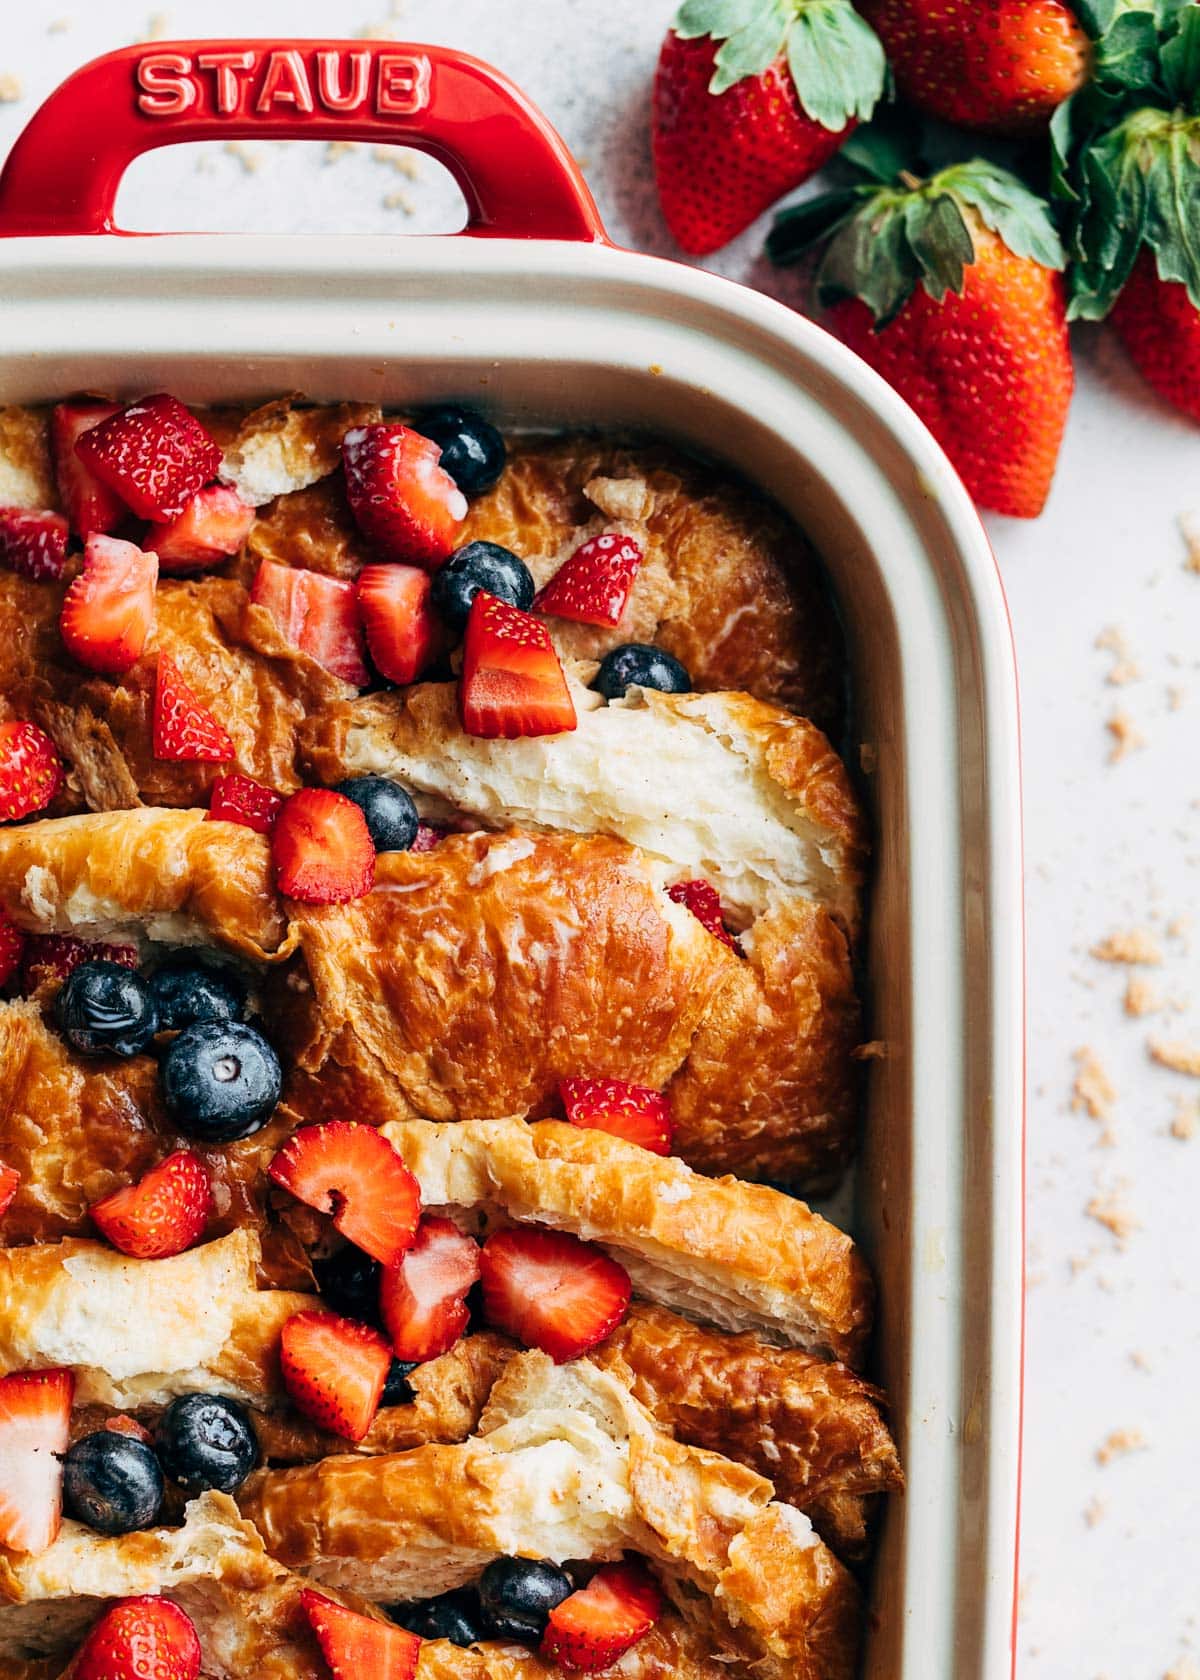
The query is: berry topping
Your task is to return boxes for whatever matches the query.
[0,721,63,821]
[0,1162,19,1217]
[535,533,644,628]
[273,787,376,905]
[479,1226,631,1363]
[312,1244,384,1328]
[55,961,159,1058]
[153,653,235,763]
[390,1589,483,1648]
[101,1415,153,1443]
[74,394,221,523]
[415,405,507,497]
[75,1597,201,1680]
[62,1430,163,1535]
[356,563,444,685]
[301,1590,420,1680]
[540,1561,663,1671]
[381,1358,419,1408]
[592,643,691,701]
[667,879,739,951]
[479,1558,574,1644]
[250,559,369,686]
[90,1149,212,1260]
[50,400,126,537]
[269,1122,421,1269]
[0,1367,73,1555]
[379,1215,481,1363]
[280,1310,392,1442]
[559,1078,673,1156]
[21,934,137,995]
[160,1020,282,1143]
[459,591,577,741]
[410,821,448,853]
[0,910,24,987]
[147,959,246,1032]
[432,541,535,628]
[332,776,419,854]
[154,1393,258,1493]
[343,423,467,568]
[0,509,69,582]
[206,771,283,835]
[59,533,158,676]
[144,483,256,573]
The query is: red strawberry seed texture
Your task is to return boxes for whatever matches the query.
[0,722,63,822]
[379,1214,481,1363]
[535,532,644,627]
[153,653,236,763]
[479,1225,632,1363]
[280,1309,392,1442]
[75,394,222,523]
[272,787,376,905]
[0,509,69,582]
[74,1597,201,1680]
[268,1121,421,1268]
[90,1150,213,1260]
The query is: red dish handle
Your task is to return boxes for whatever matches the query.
[0,39,607,242]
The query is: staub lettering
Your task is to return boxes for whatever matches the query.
[135,47,432,119]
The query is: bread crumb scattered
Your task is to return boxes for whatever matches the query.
[382,190,414,214]
[1150,1038,1200,1077]
[325,141,361,164]
[1165,1659,1200,1680]
[1180,512,1200,574]
[1086,1191,1138,1246]
[1107,710,1146,763]
[1171,1097,1199,1139]
[137,10,170,41]
[224,142,262,175]
[1092,928,1163,965]
[372,146,421,178]
[1071,1047,1116,1122]
[1130,1349,1152,1371]
[1096,1427,1146,1465]
[1125,974,1163,1016]
[1168,915,1192,944]
[1168,684,1187,712]
[1083,1496,1106,1527]
[0,73,23,103]
[46,15,72,31]
[1095,625,1141,686]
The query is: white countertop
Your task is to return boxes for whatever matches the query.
[2,2,1197,1674]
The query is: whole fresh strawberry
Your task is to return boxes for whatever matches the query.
[860,0,1090,133]
[768,160,1072,517]
[653,0,886,255]
[1110,251,1200,422]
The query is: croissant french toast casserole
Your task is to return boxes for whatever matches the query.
[0,392,901,1680]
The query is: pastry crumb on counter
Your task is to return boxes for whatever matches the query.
[224,142,262,176]
[325,141,362,163]
[135,10,170,42]
[1124,974,1163,1016]
[382,191,415,214]
[1086,1190,1137,1246]
[1129,1348,1152,1372]
[1092,927,1163,965]
[373,146,421,178]
[1095,1427,1147,1465]
[1082,1496,1106,1528]
[1170,1097,1199,1140]
[1071,1047,1115,1121]
[1095,625,1141,686]
[1180,512,1200,574]
[0,73,23,103]
[1168,683,1187,711]
[1165,1659,1200,1680]
[1106,710,1146,763]
[46,15,72,31]
[1149,1038,1200,1077]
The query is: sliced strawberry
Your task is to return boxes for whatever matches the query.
[301,1590,420,1680]
[51,400,127,537]
[273,788,376,905]
[144,484,255,574]
[379,1215,481,1363]
[206,772,283,835]
[535,533,644,628]
[250,559,369,686]
[356,562,443,684]
[153,652,235,763]
[342,424,467,568]
[0,722,63,822]
[667,879,739,952]
[0,1367,73,1554]
[479,1226,631,1363]
[540,1561,663,1672]
[268,1122,421,1267]
[59,533,157,676]
[90,1150,213,1260]
[559,1078,673,1156]
[0,1162,19,1218]
[21,934,138,994]
[75,1597,201,1680]
[0,509,69,582]
[74,393,221,523]
[410,821,448,853]
[0,910,24,987]
[460,591,577,740]
[280,1309,392,1442]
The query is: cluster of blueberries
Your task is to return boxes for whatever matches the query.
[391,1556,577,1650]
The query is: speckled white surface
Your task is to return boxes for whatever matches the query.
[2,3,1198,1674]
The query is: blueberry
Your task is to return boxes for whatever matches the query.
[417,406,506,497]
[63,1431,163,1535]
[431,542,534,628]
[148,960,246,1032]
[390,1590,483,1648]
[382,1358,418,1407]
[160,1021,281,1143]
[55,961,158,1058]
[155,1393,258,1493]
[592,644,692,702]
[332,777,419,854]
[478,1557,574,1643]
[312,1245,383,1327]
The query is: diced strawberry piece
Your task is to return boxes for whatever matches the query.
[153,652,235,763]
[0,910,24,987]
[206,772,283,835]
[75,1598,201,1680]
[667,879,739,951]
[379,1215,481,1363]
[356,562,444,684]
[460,592,577,740]
[280,1309,392,1442]
[535,533,644,628]
[540,1562,663,1672]
[0,722,63,822]
[21,934,138,994]
[342,424,467,568]
[268,1122,421,1268]
[51,401,128,537]
[144,484,255,573]
[0,1162,19,1218]
[90,1150,213,1260]
[273,788,376,905]
[59,533,157,676]
[410,821,448,853]
[559,1078,673,1156]
[74,394,221,523]
[301,1590,420,1680]
[479,1226,631,1363]
[102,1414,153,1443]
[0,1367,73,1554]
[0,509,69,582]
[250,559,369,686]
